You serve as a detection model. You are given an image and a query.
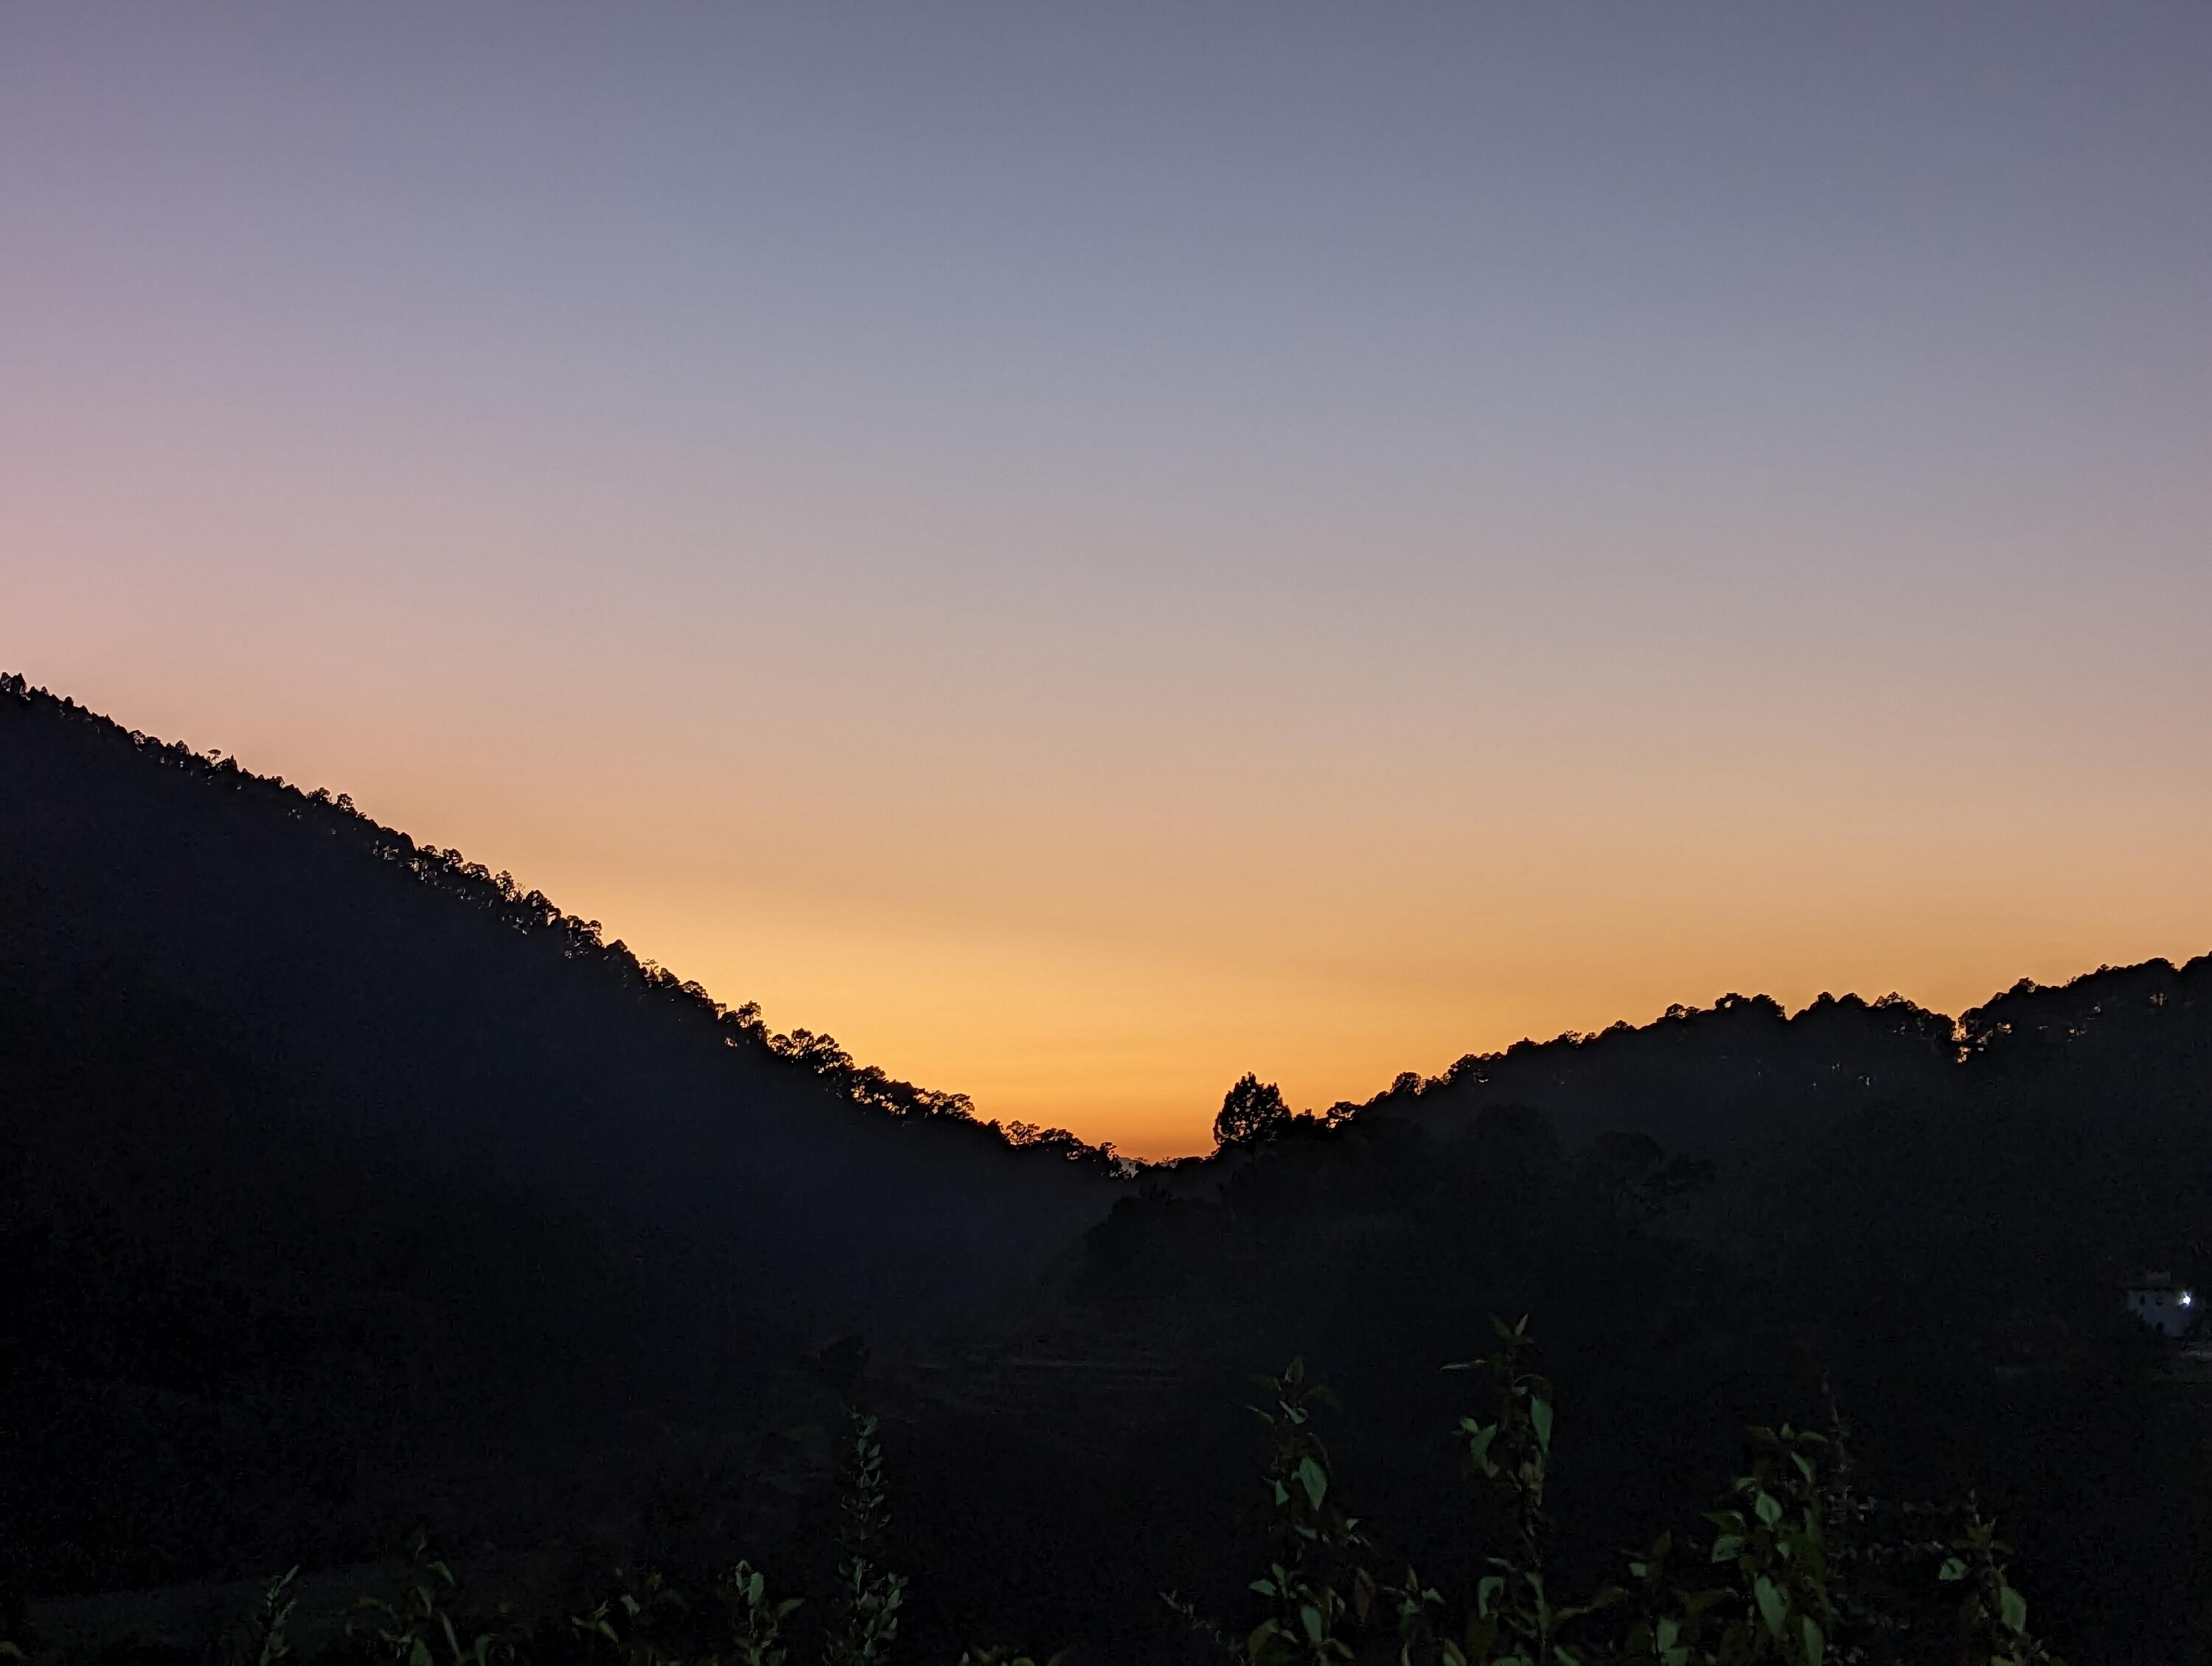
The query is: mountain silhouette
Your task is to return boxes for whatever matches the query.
[0,673,1114,1592]
[0,673,1112,1309]
[10,670,2212,1662]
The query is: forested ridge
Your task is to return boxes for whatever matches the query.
[0,673,1111,1598]
[6,672,2212,1663]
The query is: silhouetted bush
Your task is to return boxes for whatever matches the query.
[4,1331,2073,1666]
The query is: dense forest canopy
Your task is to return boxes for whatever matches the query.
[7,671,2212,1663]
[0,672,1120,1289]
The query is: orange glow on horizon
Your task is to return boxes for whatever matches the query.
[9,652,2204,1162]
[9,6,2210,1159]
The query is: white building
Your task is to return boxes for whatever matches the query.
[2127,1271,2197,1339]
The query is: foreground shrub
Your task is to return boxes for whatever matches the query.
[5,1327,2061,1666]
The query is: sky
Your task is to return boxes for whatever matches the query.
[5,3,2209,1156]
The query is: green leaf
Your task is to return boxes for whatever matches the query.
[1299,1603,1324,1645]
[1755,1491,1784,1528]
[1753,1575,1788,1637]
[1937,1558,1967,1583]
[1297,1457,1328,1512]
[1466,1426,1499,1474]
[2000,1585,2028,1637]
[1530,1396,1554,1455]
[1250,1579,1277,1597]
[1711,1535,1745,1564]
[1800,1615,1823,1666]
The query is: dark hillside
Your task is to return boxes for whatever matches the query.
[0,674,1113,1315]
[1053,956,2212,1662]
[0,675,1116,1594]
[0,951,792,1592]
[1351,988,1958,1156]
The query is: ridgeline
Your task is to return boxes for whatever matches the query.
[6,673,2211,1662]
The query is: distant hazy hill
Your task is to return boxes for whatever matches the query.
[1352,987,1958,1156]
[1335,954,2212,1166]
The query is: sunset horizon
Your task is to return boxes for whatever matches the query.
[11,6,2212,1651]
[10,1,2210,1159]
[5,666,2205,1159]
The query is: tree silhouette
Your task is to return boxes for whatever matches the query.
[1213,1072,1291,1148]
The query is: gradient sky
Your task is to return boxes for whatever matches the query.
[6,4,2209,1156]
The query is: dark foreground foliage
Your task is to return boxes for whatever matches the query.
[3,1329,2068,1666]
